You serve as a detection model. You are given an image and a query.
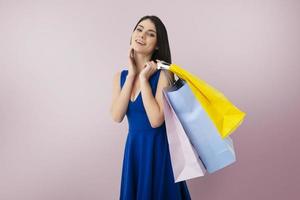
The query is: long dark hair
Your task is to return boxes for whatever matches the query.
[130,15,172,64]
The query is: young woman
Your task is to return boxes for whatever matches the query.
[110,15,192,200]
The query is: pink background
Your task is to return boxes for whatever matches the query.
[1,0,299,199]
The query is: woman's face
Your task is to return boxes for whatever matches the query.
[131,19,157,55]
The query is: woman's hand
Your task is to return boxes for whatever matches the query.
[128,45,138,77]
[139,60,158,82]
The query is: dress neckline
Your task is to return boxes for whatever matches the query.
[130,90,141,103]
[127,69,160,104]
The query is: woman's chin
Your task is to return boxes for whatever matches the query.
[132,46,155,56]
[133,45,143,50]
[133,48,145,54]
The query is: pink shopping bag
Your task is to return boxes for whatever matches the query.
[162,89,206,183]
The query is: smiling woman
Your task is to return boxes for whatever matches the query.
[110,15,191,200]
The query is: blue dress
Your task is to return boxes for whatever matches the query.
[119,69,192,200]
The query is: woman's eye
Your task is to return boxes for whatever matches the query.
[145,32,155,37]
[136,28,155,37]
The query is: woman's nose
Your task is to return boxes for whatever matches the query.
[138,32,146,38]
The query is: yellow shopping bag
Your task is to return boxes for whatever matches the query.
[158,62,246,139]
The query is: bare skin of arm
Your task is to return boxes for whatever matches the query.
[110,72,136,123]
[140,69,174,128]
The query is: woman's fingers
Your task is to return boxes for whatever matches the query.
[130,48,134,58]
[151,61,158,71]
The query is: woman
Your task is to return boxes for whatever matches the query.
[110,15,192,200]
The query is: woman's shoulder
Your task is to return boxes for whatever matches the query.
[113,68,127,81]
[115,68,127,76]
[117,68,128,83]
[113,68,128,89]
[120,67,128,75]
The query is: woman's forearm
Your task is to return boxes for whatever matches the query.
[111,74,135,122]
[140,78,164,128]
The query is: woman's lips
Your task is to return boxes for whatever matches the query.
[136,40,145,45]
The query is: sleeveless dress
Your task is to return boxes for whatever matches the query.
[119,69,192,200]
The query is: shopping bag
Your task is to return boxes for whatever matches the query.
[164,78,236,173]
[158,62,246,139]
[162,89,206,182]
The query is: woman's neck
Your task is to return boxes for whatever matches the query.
[134,52,152,72]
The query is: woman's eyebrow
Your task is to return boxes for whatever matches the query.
[137,25,156,33]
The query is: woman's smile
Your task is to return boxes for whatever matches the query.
[135,39,146,45]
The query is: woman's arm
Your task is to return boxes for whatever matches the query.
[110,71,135,123]
[140,70,174,128]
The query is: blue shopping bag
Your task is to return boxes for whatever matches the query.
[164,78,236,173]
